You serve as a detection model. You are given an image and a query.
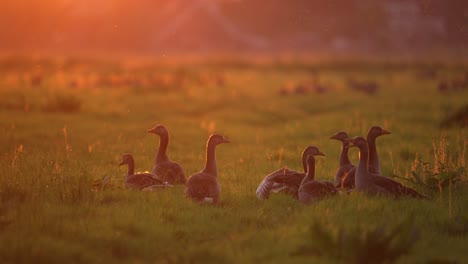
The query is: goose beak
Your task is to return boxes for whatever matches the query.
[381,129,391,135]
[118,161,125,166]
[223,138,231,143]
[329,135,339,140]
[318,151,326,156]
[147,128,157,134]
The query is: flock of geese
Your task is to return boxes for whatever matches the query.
[119,125,426,205]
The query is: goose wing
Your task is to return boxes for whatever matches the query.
[125,173,165,189]
[154,161,186,184]
[256,168,302,199]
[370,175,426,198]
[270,171,305,189]
[299,180,338,203]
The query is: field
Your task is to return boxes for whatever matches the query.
[0,56,467,264]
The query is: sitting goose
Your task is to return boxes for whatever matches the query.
[185,134,230,205]
[349,137,426,198]
[330,131,356,189]
[299,152,338,204]
[367,126,391,175]
[148,124,186,184]
[256,146,317,200]
[119,154,171,190]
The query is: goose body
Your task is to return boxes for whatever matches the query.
[350,137,426,198]
[256,146,319,200]
[119,154,170,190]
[148,124,186,184]
[298,150,338,204]
[330,131,356,189]
[185,134,230,205]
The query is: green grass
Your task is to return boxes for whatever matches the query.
[0,57,467,264]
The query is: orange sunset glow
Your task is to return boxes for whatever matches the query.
[1,0,466,55]
[0,1,467,264]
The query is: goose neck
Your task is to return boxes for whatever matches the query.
[127,158,135,176]
[301,158,316,185]
[156,133,169,163]
[203,142,218,176]
[340,142,352,166]
[356,147,369,177]
[367,135,378,160]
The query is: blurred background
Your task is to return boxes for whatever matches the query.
[1,0,467,57]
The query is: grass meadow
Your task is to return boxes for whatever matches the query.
[0,56,467,263]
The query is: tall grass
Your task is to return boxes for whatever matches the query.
[0,57,467,263]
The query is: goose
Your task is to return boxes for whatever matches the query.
[299,153,338,204]
[330,131,356,189]
[185,134,230,205]
[349,137,426,198]
[256,146,317,200]
[148,124,186,184]
[119,154,171,190]
[367,126,391,175]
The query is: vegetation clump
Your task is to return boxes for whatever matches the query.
[295,219,419,264]
[43,92,82,113]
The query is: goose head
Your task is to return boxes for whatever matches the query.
[119,153,134,166]
[347,137,368,151]
[147,124,168,136]
[302,146,326,157]
[305,152,325,166]
[329,131,349,142]
[367,126,391,139]
[208,134,230,145]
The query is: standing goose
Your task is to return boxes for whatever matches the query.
[148,124,186,184]
[349,137,426,198]
[298,150,338,204]
[119,154,171,190]
[367,126,391,175]
[185,134,230,205]
[330,131,356,189]
[256,146,317,200]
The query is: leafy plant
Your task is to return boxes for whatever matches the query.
[393,136,466,193]
[393,158,465,192]
[295,218,419,264]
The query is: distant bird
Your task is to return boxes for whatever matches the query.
[347,79,378,95]
[366,126,391,175]
[185,134,230,205]
[148,124,186,184]
[349,137,426,198]
[119,154,171,190]
[330,131,355,189]
[298,152,338,204]
[256,146,318,200]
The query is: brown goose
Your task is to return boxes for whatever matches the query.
[349,137,426,198]
[119,154,171,190]
[256,146,317,200]
[367,126,391,175]
[185,134,230,205]
[330,131,356,189]
[299,152,338,204]
[148,124,186,184]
